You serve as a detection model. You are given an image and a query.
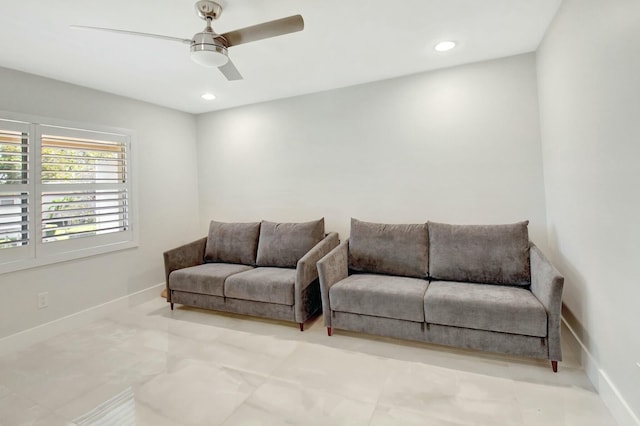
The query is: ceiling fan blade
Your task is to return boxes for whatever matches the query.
[218,59,243,81]
[70,25,191,45]
[221,15,304,47]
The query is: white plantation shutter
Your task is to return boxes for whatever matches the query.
[0,116,135,273]
[0,120,33,264]
[39,129,130,244]
[0,192,29,248]
[41,189,129,242]
[0,127,29,185]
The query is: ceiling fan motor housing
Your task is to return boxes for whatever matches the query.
[191,32,228,67]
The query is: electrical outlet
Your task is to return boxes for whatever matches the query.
[37,292,49,309]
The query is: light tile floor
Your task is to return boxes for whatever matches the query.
[0,298,617,425]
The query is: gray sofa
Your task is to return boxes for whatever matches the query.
[164,218,339,330]
[317,219,564,371]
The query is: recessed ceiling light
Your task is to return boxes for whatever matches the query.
[434,41,456,52]
[201,93,216,101]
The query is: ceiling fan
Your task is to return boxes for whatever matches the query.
[71,0,304,81]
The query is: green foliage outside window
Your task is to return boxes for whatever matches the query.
[0,143,25,184]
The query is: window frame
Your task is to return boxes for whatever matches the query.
[0,111,138,274]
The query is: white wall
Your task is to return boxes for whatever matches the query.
[196,53,548,245]
[537,0,640,423]
[0,67,201,338]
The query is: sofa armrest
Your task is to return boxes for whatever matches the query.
[163,237,207,302]
[317,239,349,327]
[297,232,340,290]
[530,244,564,361]
[294,232,340,323]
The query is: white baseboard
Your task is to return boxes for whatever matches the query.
[562,316,640,426]
[0,283,164,356]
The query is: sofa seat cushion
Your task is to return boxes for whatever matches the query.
[169,263,254,297]
[329,274,429,322]
[349,219,429,279]
[424,281,547,337]
[224,267,296,305]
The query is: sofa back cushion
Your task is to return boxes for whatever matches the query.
[428,221,530,286]
[348,218,429,279]
[256,218,325,268]
[204,220,261,265]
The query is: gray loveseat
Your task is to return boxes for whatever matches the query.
[317,219,564,371]
[164,218,339,330]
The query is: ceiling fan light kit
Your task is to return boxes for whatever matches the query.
[190,32,229,67]
[71,0,304,81]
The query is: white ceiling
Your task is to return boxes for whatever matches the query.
[0,0,562,114]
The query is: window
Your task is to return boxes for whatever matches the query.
[0,192,29,246]
[0,116,135,273]
[0,120,32,266]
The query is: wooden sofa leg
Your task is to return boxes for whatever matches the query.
[551,360,558,373]
[299,323,304,332]
[327,327,332,336]
[170,302,174,311]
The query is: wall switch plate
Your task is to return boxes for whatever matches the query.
[37,292,49,309]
